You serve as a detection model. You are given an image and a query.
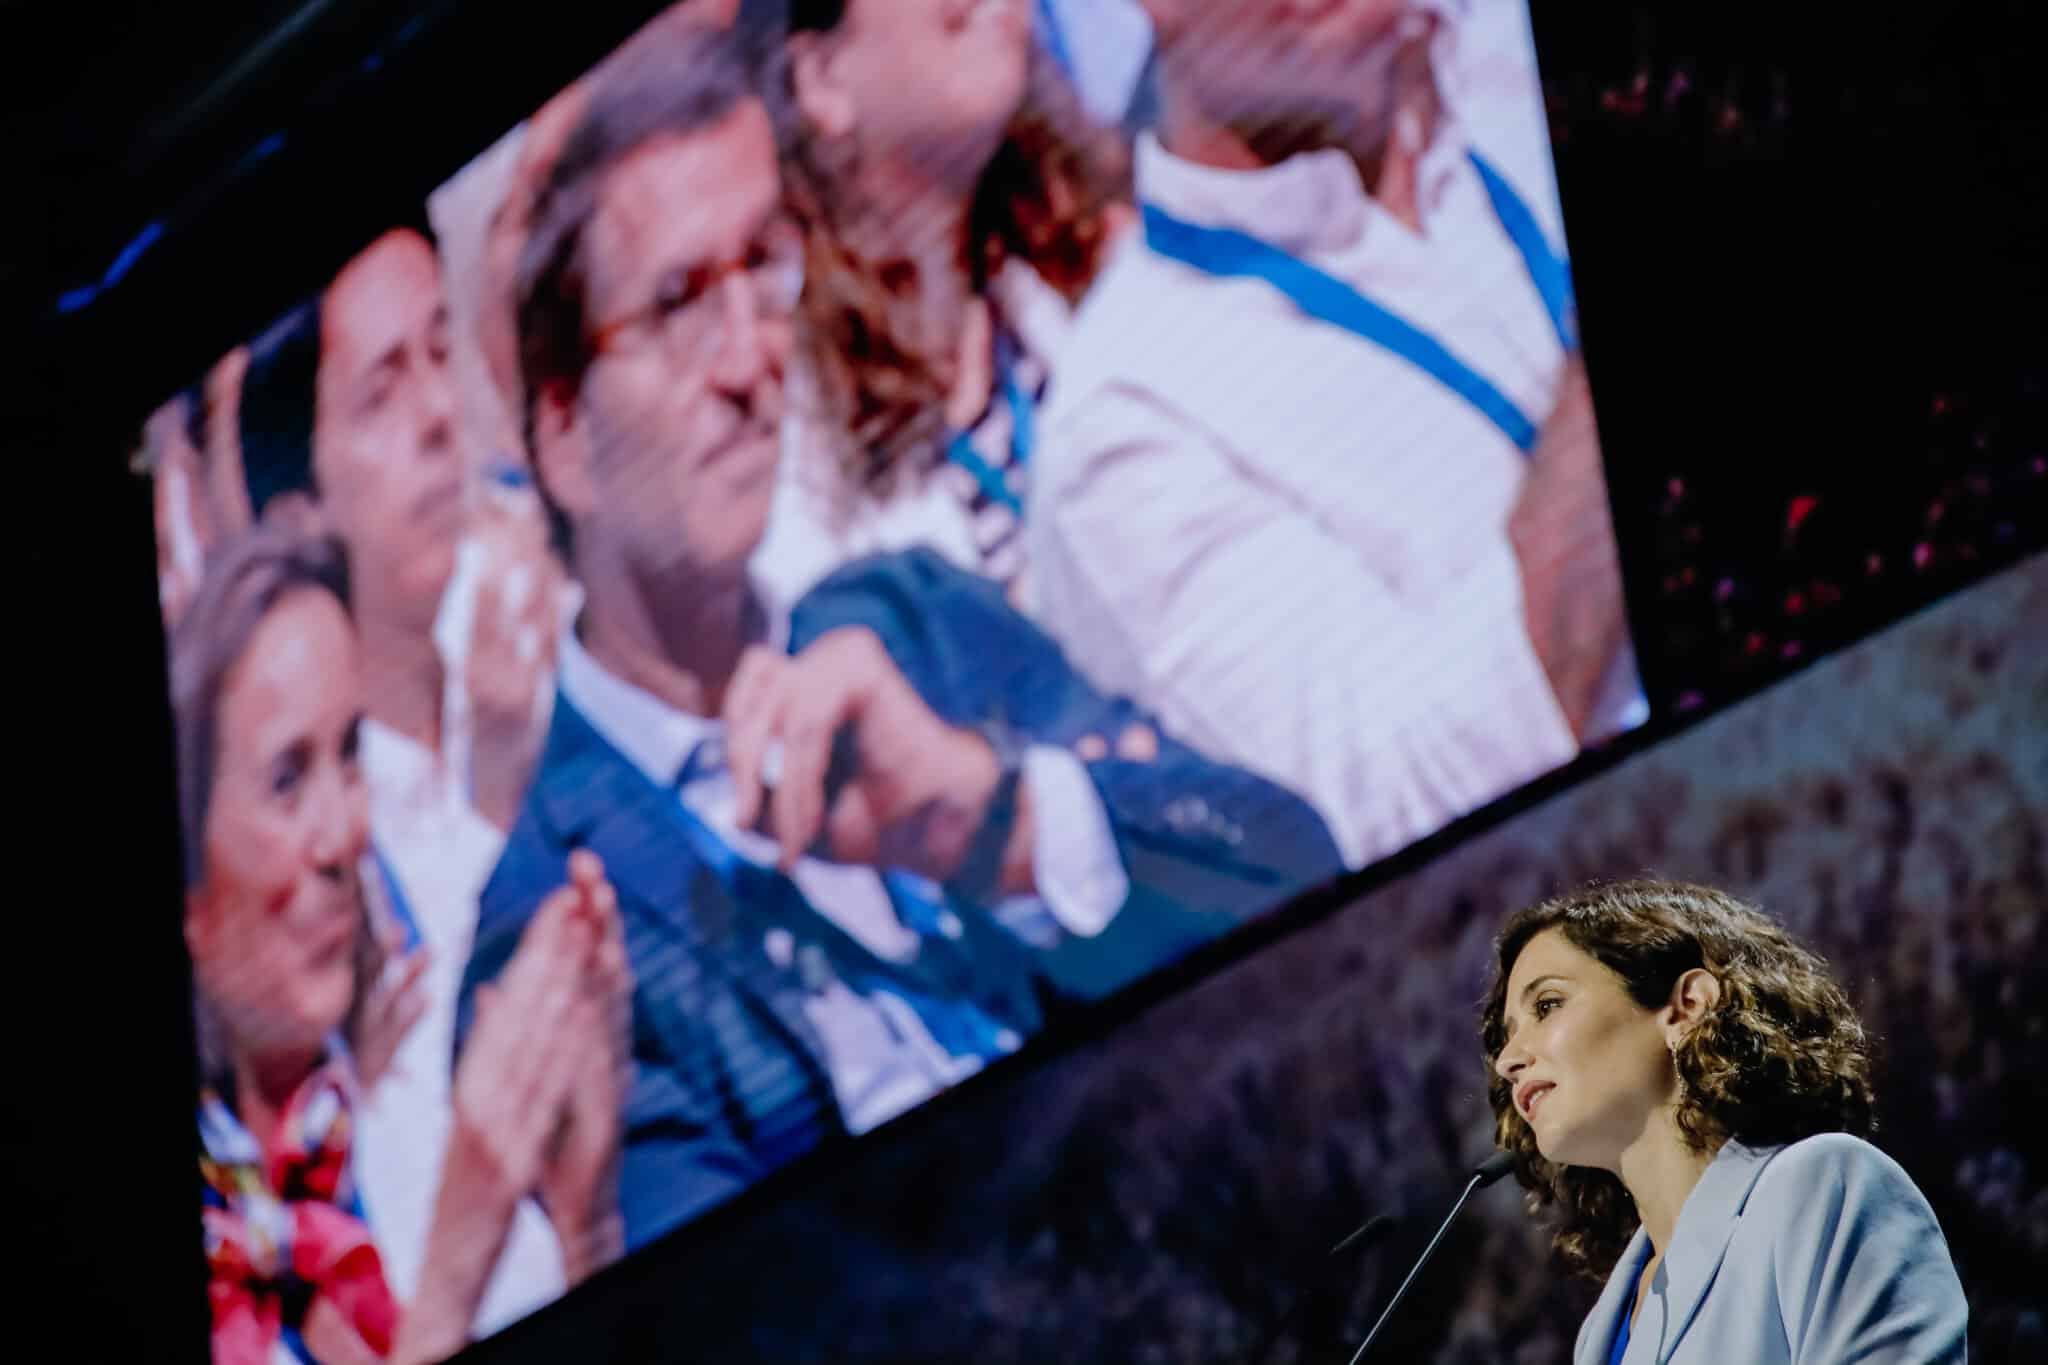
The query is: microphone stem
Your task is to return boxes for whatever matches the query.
[1345,1169,1486,1365]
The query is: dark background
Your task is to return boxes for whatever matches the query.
[5,1,2044,1360]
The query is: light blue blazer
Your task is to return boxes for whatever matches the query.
[1575,1134,1967,1364]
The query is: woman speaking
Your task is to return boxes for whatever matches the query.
[1482,879,1967,1364]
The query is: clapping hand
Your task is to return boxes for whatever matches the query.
[535,852,633,1283]
[398,852,624,1364]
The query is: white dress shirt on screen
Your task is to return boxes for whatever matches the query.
[1029,0,1614,870]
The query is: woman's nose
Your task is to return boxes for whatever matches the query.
[305,770,368,875]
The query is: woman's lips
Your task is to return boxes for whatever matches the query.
[302,896,358,969]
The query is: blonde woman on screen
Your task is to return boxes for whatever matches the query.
[174,529,629,1364]
[1483,880,1966,1364]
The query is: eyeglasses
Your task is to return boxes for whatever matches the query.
[587,220,805,367]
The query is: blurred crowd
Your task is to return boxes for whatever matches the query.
[134,3,1646,1360]
[1533,10,2048,713]
[1651,378,2048,710]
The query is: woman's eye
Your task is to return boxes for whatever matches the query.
[362,372,398,415]
[1534,996,1561,1019]
[270,748,308,798]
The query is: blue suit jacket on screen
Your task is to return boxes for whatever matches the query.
[459,549,1344,1251]
[1576,1134,1968,1364]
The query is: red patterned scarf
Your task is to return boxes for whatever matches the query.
[199,1060,400,1364]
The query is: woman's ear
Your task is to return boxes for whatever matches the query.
[790,32,857,140]
[1663,966,1723,1044]
[185,884,215,967]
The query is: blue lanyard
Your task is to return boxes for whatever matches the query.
[1036,0,1078,87]
[369,843,423,955]
[281,1326,322,1365]
[1141,151,1578,455]
[1468,152,1579,353]
[943,340,1036,517]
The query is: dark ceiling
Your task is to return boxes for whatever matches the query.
[3,0,687,437]
[4,1,418,314]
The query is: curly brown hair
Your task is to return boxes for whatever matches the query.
[778,10,1131,495]
[1478,879,1877,1278]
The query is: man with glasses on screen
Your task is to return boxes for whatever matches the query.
[458,14,1341,1253]
[1028,0,1640,871]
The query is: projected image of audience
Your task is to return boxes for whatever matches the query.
[136,0,1653,1352]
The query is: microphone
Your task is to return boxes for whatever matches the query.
[1329,1213,1395,1257]
[1251,1213,1401,1365]
[1343,1151,1517,1365]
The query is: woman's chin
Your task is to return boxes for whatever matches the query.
[275,969,356,1055]
[1528,1121,1577,1168]
[232,1002,346,1065]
